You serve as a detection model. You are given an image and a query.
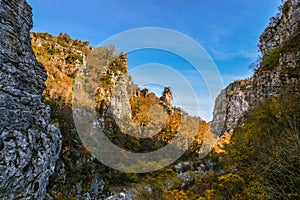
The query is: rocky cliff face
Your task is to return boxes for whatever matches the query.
[95,52,134,123]
[0,0,61,199]
[160,87,173,115]
[211,0,300,135]
[31,34,111,199]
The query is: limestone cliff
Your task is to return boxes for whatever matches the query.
[31,32,215,197]
[0,0,61,199]
[94,52,134,123]
[160,87,173,115]
[31,33,111,199]
[211,0,300,135]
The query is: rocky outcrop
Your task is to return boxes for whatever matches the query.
[160,87,173,107]
[211,79,252,135]
[119,52,128,72]
[31,34,110,199]
[259,0,300,55]
[30,32,92,106]
[95,52,134,123]
[211,0,300,135]
[160,87,173,115]
[0,0,61,199]
[111,74,133,121]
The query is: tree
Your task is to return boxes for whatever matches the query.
[222,92,300,199]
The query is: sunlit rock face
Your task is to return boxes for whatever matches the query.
[211,0,300,135]
[0,0,61,199]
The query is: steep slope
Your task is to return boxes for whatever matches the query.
[31,33,110,199]
[211,0,300,136]
[0,0,61,199]
[31,31,216,198]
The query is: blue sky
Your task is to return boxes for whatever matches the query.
[27,0,281,120]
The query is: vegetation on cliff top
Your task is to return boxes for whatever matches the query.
[258,47,282,73]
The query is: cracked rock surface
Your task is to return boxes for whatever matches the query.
[0,0,62,199]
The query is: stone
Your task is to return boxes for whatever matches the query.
[0,0,61,199]
[119,52,128,71]
[160,87,173,115]
[160,87,173,107]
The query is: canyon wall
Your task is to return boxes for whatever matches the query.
[211,0,300,135]
[0,0,61,199]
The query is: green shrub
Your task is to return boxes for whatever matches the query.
[47,48,61,55]
[258,48,282,73]
[110,58,127,74]
[39,32,52,40]
[99,74,112,89]
[58,32,71,43]
[65,53,83,64]
[282,1,290,16]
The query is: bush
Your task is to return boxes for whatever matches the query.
[282,1,290,16]
[99,74,112,89]
[110,58,127,74]
[257,48,282,73]
[222,93,300,199]
[58,32,72,43]
[39,32,52,40]
[65,53,83,64]
[47,48,61,55]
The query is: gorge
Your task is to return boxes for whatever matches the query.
[0,0,299,199]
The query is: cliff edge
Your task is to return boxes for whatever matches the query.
[211,0,300,136]
[0,0,61,199]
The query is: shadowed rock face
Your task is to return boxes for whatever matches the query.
[0,0,61,199]
[160,87,173,115]
[160,87,173,107]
